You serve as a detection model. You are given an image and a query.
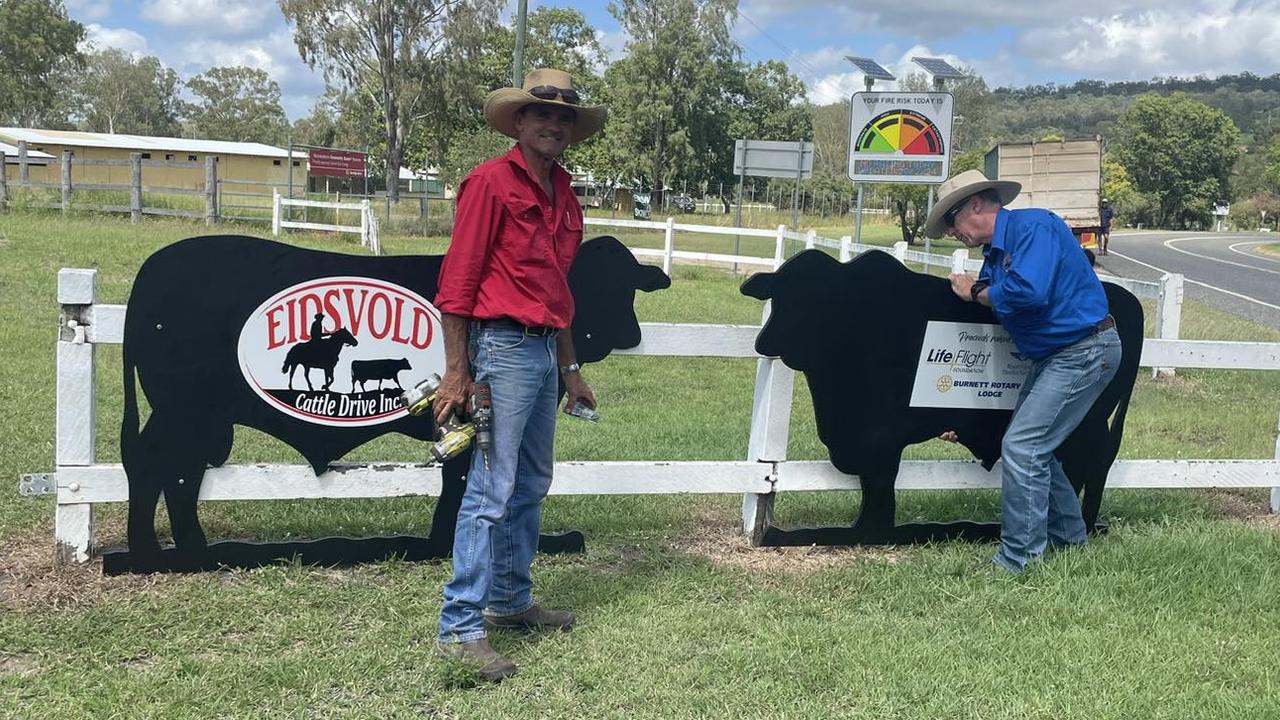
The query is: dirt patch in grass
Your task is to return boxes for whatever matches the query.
[675,506,914,573]
[1206,489,1270,519]
[1148,372,1203,392]
[0,523,162,612]
[0,653,41,678]
[1245,513,1280,532]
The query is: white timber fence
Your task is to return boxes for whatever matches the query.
[34,254,1279,563]
[0,145,219,223]
[272,189,380,255]
[584,217,1185,355]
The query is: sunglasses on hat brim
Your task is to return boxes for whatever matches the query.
[528,85,580,105]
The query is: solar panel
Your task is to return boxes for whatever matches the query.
[845,56,895,81]
[911,57,965,80]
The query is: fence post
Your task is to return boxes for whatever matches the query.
[840,235,852,262]
[663,216,674,276]
[361,199,372,249]
[204,156,217,225]
[129,153,142,223]
[774,225,786,268]
[804,229,816,251]
[892,241,908,263]
[56,269,97,563]
[0,150,7,213]
[1154,273,1184,378]
[743,295,795,544]
[951,249,969,274]
[272,189,281,235]
[18,141,29,184]
[1272,409,1280,513]
[61,150,72,214]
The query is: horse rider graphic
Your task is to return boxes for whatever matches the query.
[308,313,331,344]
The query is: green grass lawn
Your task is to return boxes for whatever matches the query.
[1,211,1279,718]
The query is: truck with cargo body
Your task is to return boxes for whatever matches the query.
[984,137,1104,245]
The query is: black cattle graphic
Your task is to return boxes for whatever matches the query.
[351,357,412,392]
[283,327,358,390]
[111,234,669,573]
[741,249,1143,546]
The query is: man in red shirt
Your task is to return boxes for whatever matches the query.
[434,68,605,681]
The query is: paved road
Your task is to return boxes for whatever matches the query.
[1095,231,1280,332]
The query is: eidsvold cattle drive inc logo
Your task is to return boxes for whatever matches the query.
[237,277,445,427]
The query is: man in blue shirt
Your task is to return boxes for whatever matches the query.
[925,170,1123,573]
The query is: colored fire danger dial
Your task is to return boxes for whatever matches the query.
[855,109,945,156]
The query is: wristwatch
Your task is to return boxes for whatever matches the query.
[970,281,989,303]
[559,362,581,375]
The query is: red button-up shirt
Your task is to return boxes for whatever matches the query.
[435,145,584,329]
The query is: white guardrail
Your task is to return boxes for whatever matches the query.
[272,189,381,255]
[36,220,1277,562]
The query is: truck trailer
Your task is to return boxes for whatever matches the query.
[984,137,1104,245]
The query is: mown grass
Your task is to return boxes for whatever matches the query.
[1,211,1278,719]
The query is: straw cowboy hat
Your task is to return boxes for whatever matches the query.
[923,169,1022,239]
[483,68,606,145]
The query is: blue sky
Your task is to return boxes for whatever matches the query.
[66,0,1280,120]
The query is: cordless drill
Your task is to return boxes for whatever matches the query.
[400,374,442,416]
[429,413,476,464]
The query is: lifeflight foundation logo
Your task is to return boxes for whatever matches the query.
[237,277,446,427]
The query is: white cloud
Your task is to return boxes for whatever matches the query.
[1016,4,1280,79]
[802,45,981,104]
[595,28,628,64]
[141,0,272,36]
[66,0,111,21]
[82,24,149,55]
[167,28,297,79]
[743,0,1173,37]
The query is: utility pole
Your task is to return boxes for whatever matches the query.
[511,0,528,86]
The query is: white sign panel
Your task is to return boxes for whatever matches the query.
[734,139,814,179]
[909,321,1032,410]
[848,92,954,184]
[237,276,445,427]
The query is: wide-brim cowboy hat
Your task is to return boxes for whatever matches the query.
[484,68,606,145]
[923,169,1022,239]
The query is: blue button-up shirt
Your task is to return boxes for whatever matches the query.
[980,208,1109,360]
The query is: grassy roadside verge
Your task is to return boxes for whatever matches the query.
[1,212,1278,719]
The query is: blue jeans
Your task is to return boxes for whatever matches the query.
[439,324,558,643]
[994,327,1122,573]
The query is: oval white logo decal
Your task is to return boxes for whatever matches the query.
[237,277,445,426]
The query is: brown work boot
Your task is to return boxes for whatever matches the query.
[436,638,517,682]
[485,604,576,632]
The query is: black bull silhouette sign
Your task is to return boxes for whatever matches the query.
[741,249,1143,546]
[109,234,669,574]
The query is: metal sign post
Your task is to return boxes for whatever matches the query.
[734,139,814,265]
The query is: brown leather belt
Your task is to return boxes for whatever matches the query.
[1093,314,1116,334]
[477,318,558,337]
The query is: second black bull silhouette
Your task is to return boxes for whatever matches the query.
[741,249,1143,545]
[118,234,668,569]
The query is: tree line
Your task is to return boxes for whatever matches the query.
[4,0,1280,230]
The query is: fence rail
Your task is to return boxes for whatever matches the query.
[41,262,1280,563]
[271,189,379,255]
[0,145,219,225]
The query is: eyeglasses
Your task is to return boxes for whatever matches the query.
[943,199,967,228]
[528,85,580,105]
